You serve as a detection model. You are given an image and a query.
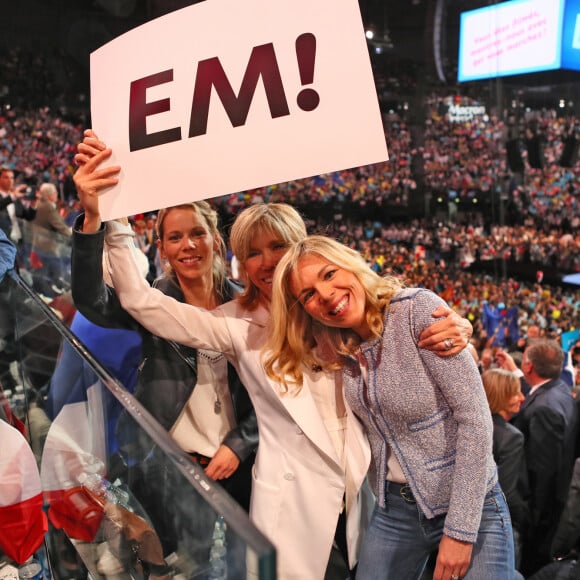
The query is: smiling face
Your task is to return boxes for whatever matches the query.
[289,253,370,340]
[157,207,216,287]
[243,230,289,303]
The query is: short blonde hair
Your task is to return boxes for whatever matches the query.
[264,235,403,392]
[482,368,521,415]
[229,203,307,310]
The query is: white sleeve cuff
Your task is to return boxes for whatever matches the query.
[105,219,135,243]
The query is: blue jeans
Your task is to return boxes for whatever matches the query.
[356,482,515,580]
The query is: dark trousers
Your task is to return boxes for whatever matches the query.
[218,453,253,512]
[325,504,356,580]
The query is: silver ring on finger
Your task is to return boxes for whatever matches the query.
[451,575,461,580]
[444,338,454,351]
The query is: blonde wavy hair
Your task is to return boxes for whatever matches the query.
[229,203,307,310]
[264,235,403,392]
[481,368,521,415]
[156,202,228,302]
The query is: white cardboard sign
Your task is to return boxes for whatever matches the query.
[90,0,388,219]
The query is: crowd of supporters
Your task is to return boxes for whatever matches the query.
[0,47,579,382]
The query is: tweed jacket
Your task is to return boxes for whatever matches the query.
[343,287,497,544]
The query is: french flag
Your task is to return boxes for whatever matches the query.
[0,420,48,563]
[40,311,142,541]
[40,368,108,542]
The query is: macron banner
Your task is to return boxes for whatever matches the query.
[90,0,388,220]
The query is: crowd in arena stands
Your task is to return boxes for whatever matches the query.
[0,46,578,233]
[0,85,579,238]
[423,95,580,231]
[0,105,83,201]
[314,218,580,274]
[0,106,576,333]
[423,97,506,194]
[313,218,580,364]
[1,68,580,384]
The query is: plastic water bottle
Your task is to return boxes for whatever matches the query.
[18,558,42,580]
[79,472,131,509]
[208,516,227,580]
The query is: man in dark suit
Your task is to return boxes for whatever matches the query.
[512,339,577,576]
[0,166,37,243]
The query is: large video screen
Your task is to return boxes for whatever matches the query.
[561,0,580,70]
[457,0,566,82]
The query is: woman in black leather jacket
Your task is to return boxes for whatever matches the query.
[71,201,258,554]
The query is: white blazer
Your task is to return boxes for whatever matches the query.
[105,221,372,580]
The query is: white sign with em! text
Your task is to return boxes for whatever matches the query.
[90,0,388,220]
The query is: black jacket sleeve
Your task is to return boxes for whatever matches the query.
[14,199,36,221]
[71,214,137,330]
[221,363,258,461]
[493,417,530,531]
[0,196,13,211]
[527,406,567,523]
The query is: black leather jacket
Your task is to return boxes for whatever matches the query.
[71,217,258,461]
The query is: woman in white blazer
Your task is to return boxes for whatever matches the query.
[72,139,472,580]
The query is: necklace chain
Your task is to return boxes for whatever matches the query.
[197,350,225,364]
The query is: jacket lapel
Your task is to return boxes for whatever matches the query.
[237,303,343,466]
[278,370,343,467]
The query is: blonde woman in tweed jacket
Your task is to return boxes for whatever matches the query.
[265,236,515,580]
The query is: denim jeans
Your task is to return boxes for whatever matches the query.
[356,482,515,580]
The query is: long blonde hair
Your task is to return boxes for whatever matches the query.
[156,202,228,301]
[229,203,307,310]
[264,235,403,392]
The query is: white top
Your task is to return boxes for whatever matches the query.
[356,350,406,483]
[309,370,347,475]
[170,348,235,456]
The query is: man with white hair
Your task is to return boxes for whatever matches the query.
[31,183,71,296]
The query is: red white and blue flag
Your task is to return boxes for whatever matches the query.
[0,420,48,563]
[40,373,108,542]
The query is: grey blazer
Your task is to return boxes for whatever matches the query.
[343,287,497,544]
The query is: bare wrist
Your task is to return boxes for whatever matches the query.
[82,214,102,233]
